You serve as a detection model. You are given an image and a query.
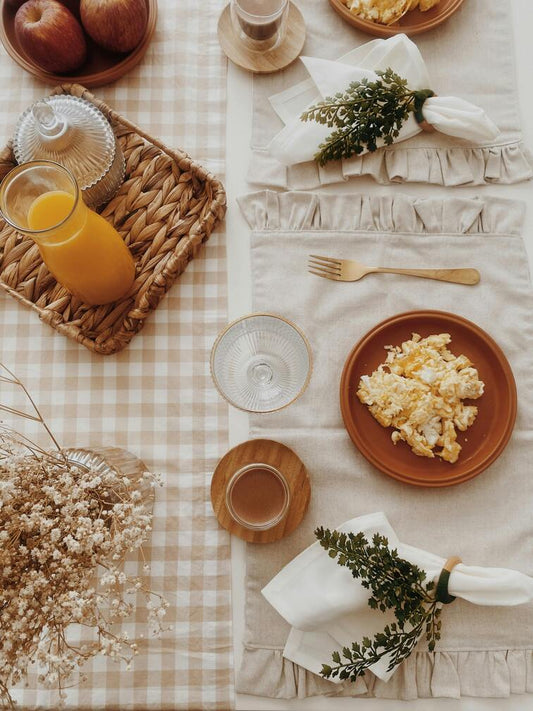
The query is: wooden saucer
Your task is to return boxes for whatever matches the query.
[217,2,306,75]
[211,438,311,543]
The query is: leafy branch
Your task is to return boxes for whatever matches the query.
[315,528,442,682]
[300,68,434,165]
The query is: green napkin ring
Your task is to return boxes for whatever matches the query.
[413,89,436,132]
[436,556,462,604]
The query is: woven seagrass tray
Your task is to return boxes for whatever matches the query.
[0,84,226,355]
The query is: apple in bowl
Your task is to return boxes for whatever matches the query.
[14,0,86,73]
[80,0,147,53]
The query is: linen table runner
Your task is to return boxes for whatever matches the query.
[248,0,532,189]
[0,2,232,709]
[237,190,533,700]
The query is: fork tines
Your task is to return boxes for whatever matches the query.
[308,254,341,281]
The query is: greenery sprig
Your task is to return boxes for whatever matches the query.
[300,68,434,166]
[315,528,442,682]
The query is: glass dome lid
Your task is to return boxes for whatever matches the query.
[13,95,118,191]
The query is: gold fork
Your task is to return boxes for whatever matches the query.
[308,255,480,285]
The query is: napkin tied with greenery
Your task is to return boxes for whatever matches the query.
[301,69,435,166]
[262,512,533,684]
[267,34,500,168]
[315,527,442,682]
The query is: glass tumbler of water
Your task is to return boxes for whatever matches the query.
[210,313,312,413]
[230,0,289,51]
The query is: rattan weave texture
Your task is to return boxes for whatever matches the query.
[0,84,226,355]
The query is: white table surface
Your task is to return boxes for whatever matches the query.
[226,1,533,708]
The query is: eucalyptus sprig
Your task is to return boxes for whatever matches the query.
[300,68,434,165]
[315,528,442,682]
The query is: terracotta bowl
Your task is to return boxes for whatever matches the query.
[0,0,157,87]
[328,0,465,37]
[340,310,517,487]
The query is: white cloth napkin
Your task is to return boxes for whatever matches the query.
[268,34,500,166]
[262,512,533,683]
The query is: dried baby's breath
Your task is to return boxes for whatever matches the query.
[0,365,166,708]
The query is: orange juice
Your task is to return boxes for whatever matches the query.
[27,190,135,306]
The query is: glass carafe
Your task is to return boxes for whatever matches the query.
[0,161,135,306]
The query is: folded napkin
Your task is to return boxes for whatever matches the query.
[268,34,500,166]
[262,512,533,683]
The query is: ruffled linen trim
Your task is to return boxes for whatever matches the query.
[238,191,525,237]
[247,141,533,189]
[236,647,533,700]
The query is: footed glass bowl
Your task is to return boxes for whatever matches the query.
[210,313,312,413]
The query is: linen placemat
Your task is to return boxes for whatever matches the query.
[0,2,232,709]
[248,0,533,189]
[236,190,533,700]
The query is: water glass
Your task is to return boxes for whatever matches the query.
[210,313,312,413]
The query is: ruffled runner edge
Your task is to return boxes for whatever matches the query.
[237,647,533,700]
[247,141,533,189]
[238,190,525,236]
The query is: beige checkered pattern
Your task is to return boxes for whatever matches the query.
[0,1,232,709]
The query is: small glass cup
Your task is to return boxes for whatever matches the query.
[225,462,290,531]
[210,313,312,413]
[0,160,135,306]
[230,0,289,51]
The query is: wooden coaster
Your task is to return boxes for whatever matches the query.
[217,2,306,75]
[211,439,311,543]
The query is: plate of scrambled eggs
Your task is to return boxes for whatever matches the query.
[340,310,516,487]
[328,0,464,37]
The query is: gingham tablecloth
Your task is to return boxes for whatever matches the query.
[0,2,232,709]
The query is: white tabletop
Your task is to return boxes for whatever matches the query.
[226,1,533,708]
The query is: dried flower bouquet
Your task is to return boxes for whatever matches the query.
[0,365,166,708]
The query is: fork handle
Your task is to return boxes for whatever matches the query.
[373,267,480,285]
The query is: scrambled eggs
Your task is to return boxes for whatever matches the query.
[342,0,441,25]
[356,333,484,463]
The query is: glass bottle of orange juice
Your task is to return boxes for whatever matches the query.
[0,161,135,306]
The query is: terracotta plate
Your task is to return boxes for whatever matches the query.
[340,310,517,487]
[328,0,465,37]
[0,0,157,88]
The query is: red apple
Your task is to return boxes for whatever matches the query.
[15,0,87,73]
[80,0,147,54]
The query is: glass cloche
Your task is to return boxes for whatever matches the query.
[13,95,125,209]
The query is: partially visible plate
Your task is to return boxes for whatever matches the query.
[328,0,465,37]
[340,310,517,487]
[0,0,157,88]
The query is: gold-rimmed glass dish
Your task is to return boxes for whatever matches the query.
[210,313,312,413]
